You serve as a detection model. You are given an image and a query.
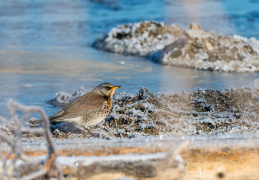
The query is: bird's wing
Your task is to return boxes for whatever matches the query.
[49,92,105,121]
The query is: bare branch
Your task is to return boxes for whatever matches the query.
[0,100,63,179]
[7,100,20,126]
[0,117,14,131]
[0,132,14,147]
[54,163,65,180]
[168,141,189,164]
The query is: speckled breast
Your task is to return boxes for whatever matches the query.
[81,100,113,128]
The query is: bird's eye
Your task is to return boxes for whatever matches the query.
[105,86,111,90]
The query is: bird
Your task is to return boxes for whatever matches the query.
[29,83,120,130]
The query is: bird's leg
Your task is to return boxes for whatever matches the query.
[84,127,99,138]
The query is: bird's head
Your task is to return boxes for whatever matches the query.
[93,83,121,97]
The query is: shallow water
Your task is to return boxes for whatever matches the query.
[0,0,258,118]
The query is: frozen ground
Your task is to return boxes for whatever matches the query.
[13,79,257,141]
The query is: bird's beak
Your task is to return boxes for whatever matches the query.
[112,86,121,89]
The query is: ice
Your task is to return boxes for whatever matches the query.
[57,151,169,167]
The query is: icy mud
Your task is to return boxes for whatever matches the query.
[15,80,258,141]
[93,21,259,72]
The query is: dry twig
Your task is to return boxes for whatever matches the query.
[0,100,63,180]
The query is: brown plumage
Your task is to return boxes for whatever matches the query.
[29,83,120,129]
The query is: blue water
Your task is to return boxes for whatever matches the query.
[0,0,258,118]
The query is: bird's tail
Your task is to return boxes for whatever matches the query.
[28,118,44,125]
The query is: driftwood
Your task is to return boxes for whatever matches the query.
[75,142,188,179]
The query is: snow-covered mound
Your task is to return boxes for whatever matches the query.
[93,21,182,56]
[93,21,259,72]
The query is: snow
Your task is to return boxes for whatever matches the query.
[57,150,172,167]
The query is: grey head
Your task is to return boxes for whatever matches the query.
[93,83,121,96]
